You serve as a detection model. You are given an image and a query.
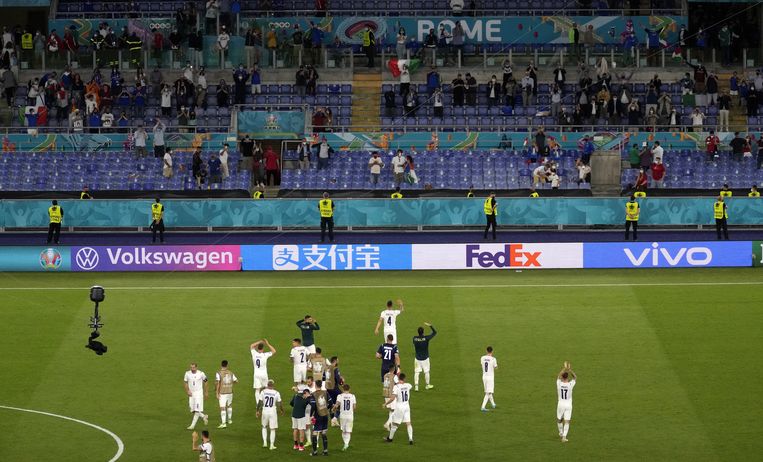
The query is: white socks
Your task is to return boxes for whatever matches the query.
[190,412,199,427]
[481,395,489,409]
[385,412,393,427]
[342,432,350,447]
[254,390,261,405]
[424,372,430,385]
[488,395,495,407]
[227,407,232,422]
[270,429,276,446]
[220,410,227,424]
[306,428,312,442]
[262,427,268,445]
[562,422,570,438]
[557,422,563,435]
[389,424,398,439]
[407,425,413,441]
[414,373,419,387]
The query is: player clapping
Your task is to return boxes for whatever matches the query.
[256,379,284,450]
[375,299,404,345]
[184,363,209,430]
[480,346,498,412]
[250,338,276,405]
[556,361,577,443]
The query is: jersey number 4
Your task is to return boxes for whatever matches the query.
[387,316,392,326]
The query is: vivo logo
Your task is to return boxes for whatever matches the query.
[623,243,712,267]
[466,244,541,268]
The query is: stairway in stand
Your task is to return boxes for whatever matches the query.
[716,71,747,133]
[350,70,382,131]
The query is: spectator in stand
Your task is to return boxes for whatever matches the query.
[70,108,84,132]
[192,149,205,189]
[465,73,477,106]
[264,145,280,185]
[162,148,174,178]
[718,24,738,67]
[552,65,566,92]
[503,76,517,108]
[730,131,745,161]
[312,107,328,132]
[532,163,548,187]
[134,125,147,157]
[526,61,538,102]
[757,136,763,169]
[450,73,464,107]
[705,129,720,160]
[550,84,562,118]
[582,24,594,56]
[644,83,658,115]
[369,152,384,185]
[438,24,452,66]
[747,134,758,161]
[118,112,130,133]
[205,0,219,34]
[628,143,640,168]
[747,86,758,117]
[718,90,731,132]
[451,0,464,16]
[233,64,248,104]
[153,119,166,158]
[405,87,418,117]
[160,83,172,116]
[451,22,464,61]
[216,79,230,107]
[706,72,719,106]
[646,108,658,131]
[190,29,204,67]
[306,65,319,96]
[133,82,146,117]
[652,141,664,163]
[219,143,230,179]
[576,158,591,185]
[297,139,311,170]
[656,92,672,126]
[643,24,664,67]
[250,65,261,95]
[426,67,440,97]
[627,100,641,126]
[266,24,277,59]
[240,134,254,172]
[651,159,665,188]
[101,108,114,131]
[406,155,419,184]
[685,60,707,94]
[252,141,265,185]
[547,168,560,190]
[680,72,693,95]
[569,23,580,61]
[244,27,258,68]
[424,28,437,66]
[208,152,222,184]
[635,167,648,191]
[501,59,513,86]
[392,150,407,187]
[691,108,705,132]
[623,32,637,67]
[729,70,739,103]
[317,137,332,169]
[295,65,307,96]
[639,142,652,172]
[395,28,406,59]
[433,87,444,118]
[520,71,534,106]
[581,136,594,164]
[486,75,499,109]
[178,107,190,133]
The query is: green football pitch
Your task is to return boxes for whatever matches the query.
[0,269,761,462]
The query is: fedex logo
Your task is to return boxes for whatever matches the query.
[466,244,541,268]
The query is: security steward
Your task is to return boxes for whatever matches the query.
[624,195,639,241]
[466,186,474,198]
[80,185,92,199]
[252,186,264,199]
[748,185,760,197]
[529,188,540,198]
[720,183,732,198]
[713,195,729,240]
[126,32,143,65]
[362,26,375,68]
[391,187,403,199]
[483,191,497,240]
[21,29,33,62]
[47,200,63,244]
[319,192,335,243]
[150,198,165,243]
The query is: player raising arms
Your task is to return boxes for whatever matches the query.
[480,346,498,412]
[290,338,309,388]
[184,362,209,430]
[412,322,437,391]
[215,360,238,429]
[250,339,276,405]
[256,379,284,450]
[333,383,357,451]
[384,373,414,444]
[375,299,404,345]
[556,361,577,443]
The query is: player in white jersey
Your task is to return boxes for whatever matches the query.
[290,338,309,387]
[256,380,284,450]
[333,384,357,451]
[250,338,276,405]
[184,363,209,430]
[480,346,498,412]
[384,373,413,444]
[215,360,238,428]
[556,361,577,443]
[192,430,215,462]
[374,299,404,345]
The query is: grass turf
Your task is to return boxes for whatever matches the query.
[0,269,761,461]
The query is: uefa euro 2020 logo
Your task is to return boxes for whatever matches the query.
[39,248,63,270]
[264,113,279,131]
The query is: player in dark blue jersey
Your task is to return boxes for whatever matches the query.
[412,322,436,391]
[376,334,400,382]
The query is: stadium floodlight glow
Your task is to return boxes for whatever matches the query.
[86,286,108,355]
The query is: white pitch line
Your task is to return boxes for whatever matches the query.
[0,281,762,290]
[0,405,124,461]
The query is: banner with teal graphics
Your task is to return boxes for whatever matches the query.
[238,111,306,139]
[4,198,763,229]
[48,18,176,48]
[0,246,71,272]
[0,133,231,153]
[244,15,683,46]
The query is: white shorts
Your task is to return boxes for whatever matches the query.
[189,392,204,413]
[305,344,316,355]
[391,406,410,424]
[293,365,308,383]
[218,393,232,408]
[384,329,397,344]
[483,377,494,394]
[414,358,430,373]
[339,416,353,433]
[254,374,269,389]
[261,412,278,428]
[292,417,307,429]
[557,402,572,421]
[730,90,738,96]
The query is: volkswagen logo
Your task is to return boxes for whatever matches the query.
[75,247,100,271]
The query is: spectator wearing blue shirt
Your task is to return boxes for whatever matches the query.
[25,107,38,134]
[643,26,664,67]
[132,83,146,117]
[426,67,440,96]
[88,108,101,133]
[581,137,595,165]
[623,32,637,67]
[250,64,261,94]
[308,22,323,65]
[329,37,345,68]
[208,152,222,184]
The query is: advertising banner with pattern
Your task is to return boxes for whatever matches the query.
[70,245,241,271]
[0,246,71,272]
[583,241,752,268]
[241,244,412,271]
[411,243,583,270]
[237,111,306,139]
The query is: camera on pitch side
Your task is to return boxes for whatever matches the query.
[86,286,108,355]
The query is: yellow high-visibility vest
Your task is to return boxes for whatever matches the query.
[749,191,760,197]
[253,191,263,199]
[21,33,33,50]
[48,206,62,224]
[319,199,333,218]
[720,190,732,197]
[713,201,727,219]
[362,31,371,47]
[634,191,647,198]
[467,191,474,198]
[151,203,164,221]
[625,201,640,221]
[391,192,403,199]
[529,192,540,198]
[484,198,496,215]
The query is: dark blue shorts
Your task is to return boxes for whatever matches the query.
[314,415,329,432]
